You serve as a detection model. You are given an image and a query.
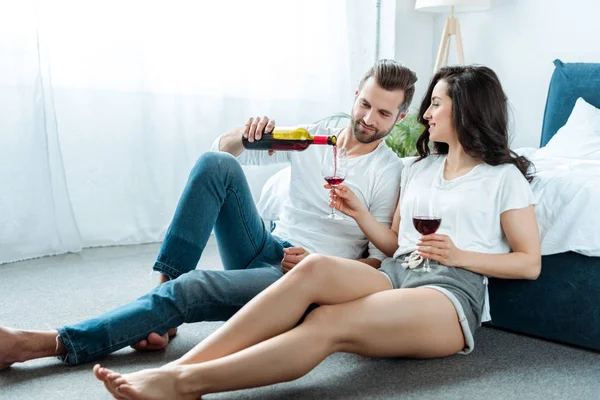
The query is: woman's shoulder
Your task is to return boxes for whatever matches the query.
[400,155,444,184]
[487,162,527,180]
[479,162,531,193]
[403,154,444,171]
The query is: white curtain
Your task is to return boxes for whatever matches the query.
[0,0,381,264]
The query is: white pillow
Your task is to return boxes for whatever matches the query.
[256,167,290,222]
[536,97,600,160]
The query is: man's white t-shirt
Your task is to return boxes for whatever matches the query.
[215,124,403,261]
[394,155,536,321]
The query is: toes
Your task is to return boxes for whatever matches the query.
[114,377,127,386]
[130,340,148,350]
[168,327,178,338]
[134,332,169,351]
[94,364,112,381]
[107,372,121,380]
[96,366,123,399]
[116,384,137,399]
[148,333,169,347]
[146,332,163,343]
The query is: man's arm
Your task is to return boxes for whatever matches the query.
[218,127,246,157]
[219,117,276,156]
[214,116,291,166]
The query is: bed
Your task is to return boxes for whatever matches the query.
[486,59,600,352]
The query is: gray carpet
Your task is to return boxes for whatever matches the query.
[1,238,599,400]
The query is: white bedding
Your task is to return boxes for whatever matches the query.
[518,98,600,257]
[527,153,600,257]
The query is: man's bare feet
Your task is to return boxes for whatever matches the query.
[0,327,19,369]
[131,273,179,351]
[94,363,199,400]
[130,332,171,351]
[0,327,64,370]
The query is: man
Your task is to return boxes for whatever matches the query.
[0,59,416,368]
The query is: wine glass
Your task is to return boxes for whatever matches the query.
[321,147,348,220]
[412,193,442,272]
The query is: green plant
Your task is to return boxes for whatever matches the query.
[316,112,425,158]
[384,113,424,158]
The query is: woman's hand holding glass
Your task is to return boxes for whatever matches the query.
[417,234,463,267]
[325,184,367,219]
[411,193,442,271]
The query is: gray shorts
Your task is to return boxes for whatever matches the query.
[378,255,486,354]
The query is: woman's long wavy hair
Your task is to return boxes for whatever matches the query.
[415,65,532,181]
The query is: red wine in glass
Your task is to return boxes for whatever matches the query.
[324,176,345,186]
[412,216,442,272]
[321,147,347,220]
[412,217,441,235]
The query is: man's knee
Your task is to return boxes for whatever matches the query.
[191,152,240,182]
[166,270,217,304]
[168,269,278,306]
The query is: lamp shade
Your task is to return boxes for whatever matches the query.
[415,0,491,13]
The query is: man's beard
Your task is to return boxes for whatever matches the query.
[350,118,395,144]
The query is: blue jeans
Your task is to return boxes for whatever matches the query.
[57,152,289,365]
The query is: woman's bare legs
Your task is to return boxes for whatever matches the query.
[93,254,389,398]
[174,254,392,365]
[98,287,465,399]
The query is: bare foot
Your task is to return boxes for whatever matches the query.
[131,332,171,351]
[94,364,126,399]
[0,327,57,370]
[1,327,65,370]
[95,363,199,400]
[132,273,179,351]
[0,327,18,370]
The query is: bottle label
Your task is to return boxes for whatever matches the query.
[269,128,311,141]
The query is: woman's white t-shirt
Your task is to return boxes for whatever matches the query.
[393,155,536,322]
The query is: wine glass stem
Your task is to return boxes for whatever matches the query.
[425,258,430,270]
[331,185,337,217]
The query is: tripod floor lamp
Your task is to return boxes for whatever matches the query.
[415,0,491,73]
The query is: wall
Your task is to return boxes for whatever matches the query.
[429,0,600,148]
[394,1,435,113]
[244,1,382,203]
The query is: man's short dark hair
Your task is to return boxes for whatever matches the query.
[358,59,418,114]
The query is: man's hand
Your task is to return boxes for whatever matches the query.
[220,115,277,157]
[281,247,310,273]
[243,116,277,156]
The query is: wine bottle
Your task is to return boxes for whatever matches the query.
[242,128,337,152]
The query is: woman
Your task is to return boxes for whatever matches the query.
[95,65,541,399]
